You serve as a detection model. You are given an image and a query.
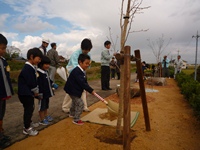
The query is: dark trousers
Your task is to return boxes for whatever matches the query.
[101,66,110,90]
[0,100,6,120]
[116,72,120,80]
[18,95,34,129]
[162,68,169,77]
[110,69,116,78]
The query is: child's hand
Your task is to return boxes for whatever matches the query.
[91,91,96,95]
[34,93,43,100]
[34,93,39,97]
[38,93,43,100]
[52,83,59,89]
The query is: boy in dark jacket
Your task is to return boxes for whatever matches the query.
[64,54,95,125]
[18,48,43,136]
[0,34,14,148]
[37,56,56,125]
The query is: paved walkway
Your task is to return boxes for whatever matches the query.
[4,73,136,146]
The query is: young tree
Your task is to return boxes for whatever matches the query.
[116,0,150,136]
[5,46,21,60]
[147,34,172,63]
[107,27,119,53]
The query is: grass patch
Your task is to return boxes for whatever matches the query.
[87,66,101,80]
[182,69,194,75]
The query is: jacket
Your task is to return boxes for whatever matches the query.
[0,57,14,99]
[18,62,39,96]
[37,68,54,99]
[66,49,91,73]
[101,49,112,66]
[64,66,93,97]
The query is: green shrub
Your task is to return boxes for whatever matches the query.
[181,80,198,99]
[189,94,200,117]
[176,72,200,119]
[176,72,192,87]
[8,60,25,71]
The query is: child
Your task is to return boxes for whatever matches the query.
[0,34,14,148]
[18,47,43,136]
[64,54,95,125]
[37,56,56,125]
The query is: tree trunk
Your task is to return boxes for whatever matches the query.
[116,0,131,136]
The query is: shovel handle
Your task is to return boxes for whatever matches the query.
[94,93,108,105]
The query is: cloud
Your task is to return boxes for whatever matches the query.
[0,13,9,28]
[10,26,104,60]
[13,17,55,33]
[1,0,200,64]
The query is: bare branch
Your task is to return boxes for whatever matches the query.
[129,29,149,33]
[107,27,118,52]
[147,34,171,63]
[122,0,150,49]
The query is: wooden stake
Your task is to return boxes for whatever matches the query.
[123,46,131,150]
[134,50,151,131]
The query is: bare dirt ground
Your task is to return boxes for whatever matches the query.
[5,78,200,150]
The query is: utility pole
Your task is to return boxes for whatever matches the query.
[177,50,180,56]
[192,31,200,80]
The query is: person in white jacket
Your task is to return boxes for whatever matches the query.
[174,55,183,79]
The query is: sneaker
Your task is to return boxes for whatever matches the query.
[83,108,90,112]
[72,120,84,125]
[23,127,38,136]
[39,119,49,126]
[31,122,39,128]
[62,109,70,113]
[46,115,53,122]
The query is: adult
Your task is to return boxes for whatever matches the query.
[62,38,92,113]
[100,40,115,90]
[39,38,50,55]
[161,55,170,78]
[174,55,183,79]
[47,43,60,82]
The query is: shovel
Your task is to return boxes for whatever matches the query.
[94,92,108,104]
[94,93,120,115]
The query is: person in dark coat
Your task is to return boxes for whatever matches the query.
[37,56,56,126]
[18,48,43,136]
[64,54,95,125]
[0,34,14,148]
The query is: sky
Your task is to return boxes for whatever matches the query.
[0,0,200,64]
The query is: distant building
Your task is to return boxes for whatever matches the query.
[182,60,187,69]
